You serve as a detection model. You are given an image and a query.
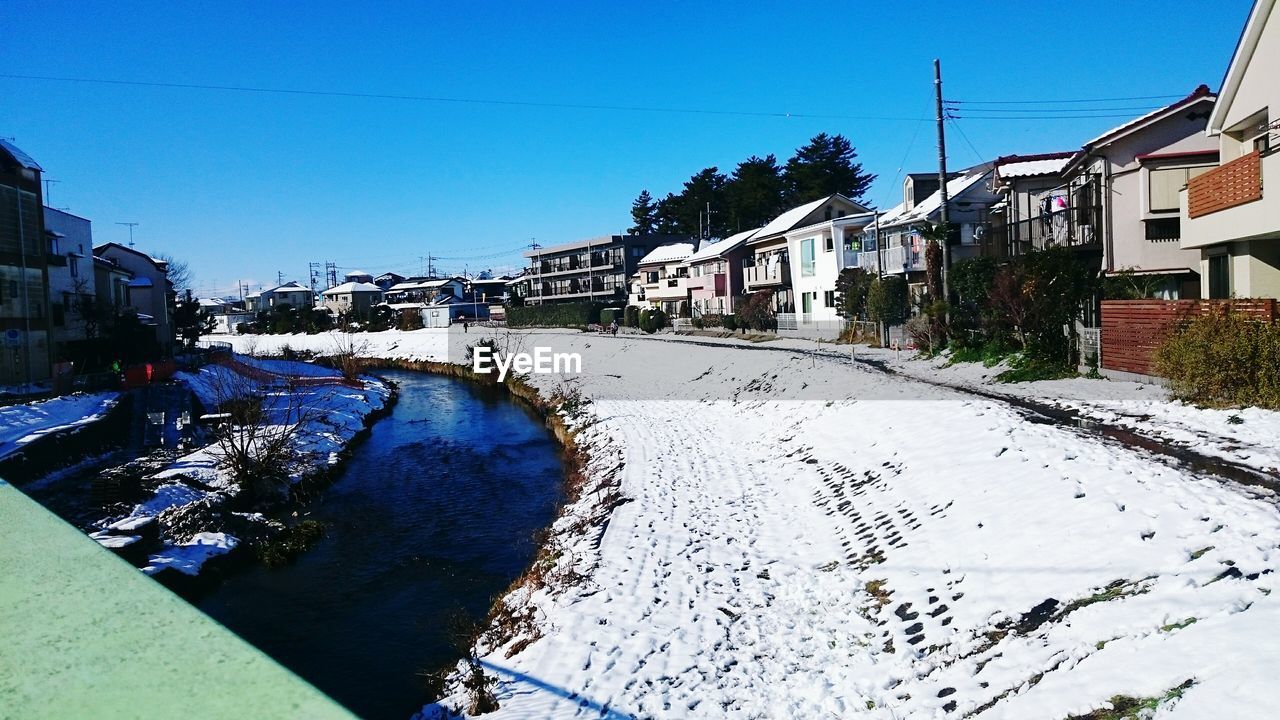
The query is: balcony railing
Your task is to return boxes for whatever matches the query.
[1188,150,1263,218]
[989,204,1103,258]
[743,260,789,287]
[842,248,858,268]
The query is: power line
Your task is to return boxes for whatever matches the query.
[944,104,1162,114]
[948,93,1185,105]
[0,72,931,122]
[945,116,986,167]
[951,113,1152,120]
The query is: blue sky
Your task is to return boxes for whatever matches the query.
[1,1,1250,297]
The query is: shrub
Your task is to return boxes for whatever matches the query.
[1155,307,1280,408]
[638,308,668,333]
[623,305,640,328]
[721,314,738,331]
[735,291,776,332]
[599,308,618,326]
[834,267,873,320]
[866,276,908,329]
[506,302,603,328]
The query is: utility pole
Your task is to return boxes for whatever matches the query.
[276,270,284,286]
[42,179,59,205]
[325,261,338,289]
[115,221,139,247]
[934,58,952,302]
[530,239,541,305]
[308,262,321,296]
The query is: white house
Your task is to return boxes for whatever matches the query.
[782,211,876,332]
[43,208,95,358]
[321,281,384,317]
[1180,0,1280,299]
[629,243,695,314]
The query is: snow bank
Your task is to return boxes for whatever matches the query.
[216,329,1280,718]
[0,391,120,460]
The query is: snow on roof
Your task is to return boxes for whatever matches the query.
[0,139,41,171]
[878,169,993,227]
[344,270,370,276]
[637,242,696,266]
[686,229,761,264]
[756,196,833,238]
[197,298,227,307]
[995,156,1071,179]
[387,278,459,292]
[321,281,383,295]
[268,282,310,294]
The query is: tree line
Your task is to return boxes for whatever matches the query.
[628,132,876,238]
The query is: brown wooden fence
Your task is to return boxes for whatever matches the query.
[1100,299,1279,376]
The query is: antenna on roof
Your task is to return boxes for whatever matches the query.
[115,222,139,247]
[42,178,59,205]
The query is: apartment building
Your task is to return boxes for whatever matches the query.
[523,234,686,305]
[0,139,52,387]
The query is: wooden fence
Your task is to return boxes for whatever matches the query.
[1187,150,1262,218]
[1100,299,1279,376]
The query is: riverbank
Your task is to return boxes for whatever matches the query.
[216,329,1280,719]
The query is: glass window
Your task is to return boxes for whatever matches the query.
[1149,166,1213,213]
[800,238,816,277]
[1208,255,1230,299]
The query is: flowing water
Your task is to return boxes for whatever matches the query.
[193,370,564,718]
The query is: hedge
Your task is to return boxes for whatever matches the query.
[505,302,604,327]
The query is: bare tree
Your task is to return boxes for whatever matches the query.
[204,366,325,505]
[329,332,370,381]
[154,253,193,294]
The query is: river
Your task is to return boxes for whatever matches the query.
[193,369,564,718]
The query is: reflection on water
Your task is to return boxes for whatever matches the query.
[195,370,564,719]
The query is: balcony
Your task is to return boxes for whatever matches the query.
[743,260,789,289]
[686,272,725,294]
[842,248,859,269]
[989,205,1103,258]
[1188,150,1262,218]
[1182,149,1278,250]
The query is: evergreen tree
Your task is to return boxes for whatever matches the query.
[783,133,877,205]
[654,192,680,234]
[629,189,657,234]
[726,154,785,231]
[671,167,730,239]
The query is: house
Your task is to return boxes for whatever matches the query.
[685,229,759,316]
[343,270,374,285]
[782,211,877,332]
[93,242,173,354]
[321,281,384,317]
[1180,0,1280,299]
[985,152,1076,260]
[43,207,96,360]
[862,168,997,293]
[373,272,405,291]
[92,256,132,311]
[385,276,465,304]
[743,194,870,312]
[419,295,490,328]
[466,277,509,305]
[251,281,314,311]
[1058,85,1219,300]
[629,243,696,315]
[523,234,687,305]
[0,139,52,387]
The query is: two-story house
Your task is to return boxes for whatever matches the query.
[863,167,997,293]
[743,193,870,313]
[94,242,175,353]
[629,243,695,315]
[985,152,1075,260]
[782,212,876,330]
[685,228,758,317]
[1181,0,1280,299]
[43,207,96,359]
[1058,85,1219,300]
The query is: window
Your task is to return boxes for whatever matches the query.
[1208,254,1230,299]
[1144,218,1180,241]
[70,258,79,278]
[802,292,813,313]
[800,238,816,277]
[1148,165,1213,213]
[824,235,834,252]
[824,290,835,307]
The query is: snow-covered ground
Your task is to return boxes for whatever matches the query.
[94,357,390,576]
[874,348,1280,480]
[216,329,1280,718]
[0,391,120,460]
